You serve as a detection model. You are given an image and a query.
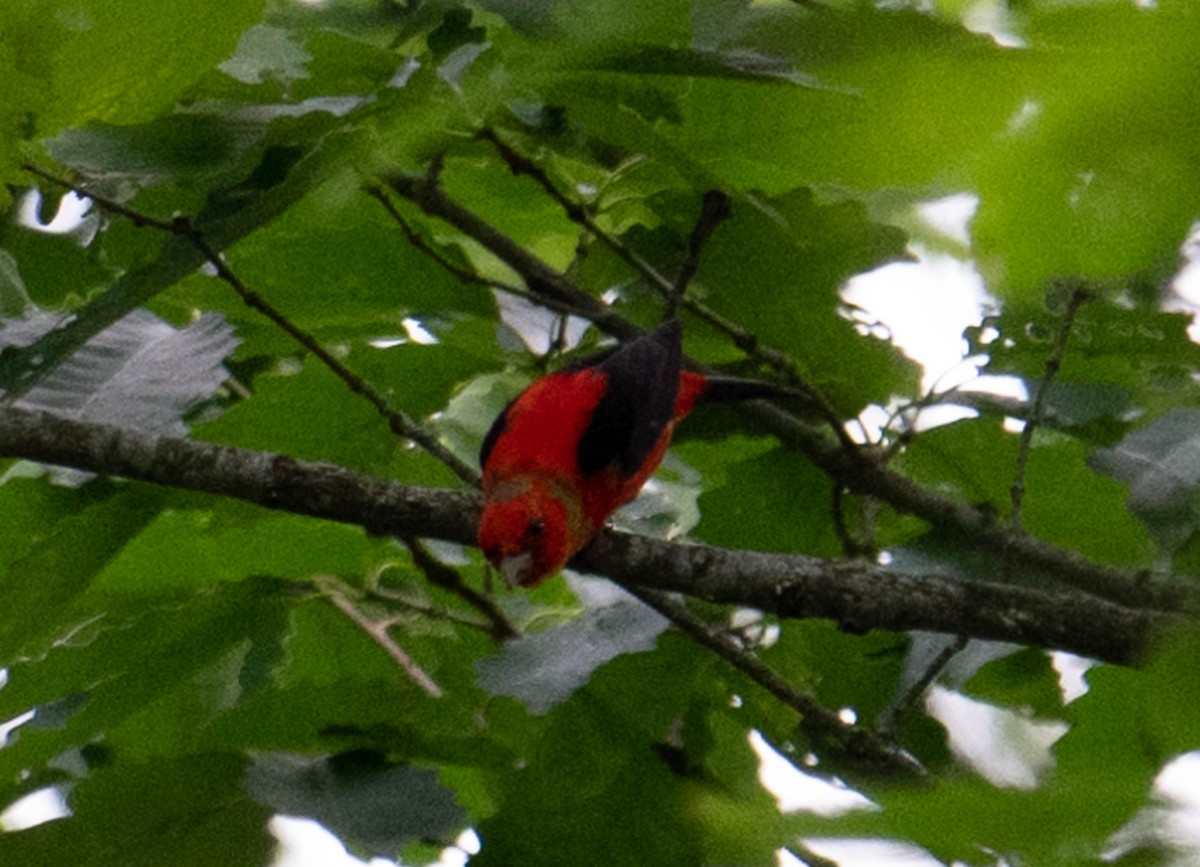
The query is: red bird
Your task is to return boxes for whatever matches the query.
[478,320,777,587]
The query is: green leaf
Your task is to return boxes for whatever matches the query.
[667,7,1026,193]
[0,4,57,197]
[898,417,1153,569]
[427,7,488,62]
[475,580,668,713]
[1089,409,1200,555]
[47,115,256,185]
[0,754,273,867]
[472,633,721,867]
[1143,622,1200,757]
[0,216,114,310]
[0,124,355,397]
[963,648,1064,720]
[688,712,788,867]
[695,189,917,413]
[590,46,838,90]
[970,296,1200,407]
[37,0,266,134]
[760,620,907,734]
[0,478,166,664]
[551,0,691,49]
[687,438,844,557]
[221,171,493,350]
[971,4,1200,296]
[92,499,380,593]
[197,359,399,474]
[247,750,465,859]
[0,578,285,802]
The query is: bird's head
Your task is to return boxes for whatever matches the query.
[478,476,579,588]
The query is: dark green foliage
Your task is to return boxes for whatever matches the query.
[1,0,1198,865]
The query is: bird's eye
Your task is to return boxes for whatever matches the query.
[526,518,545,538]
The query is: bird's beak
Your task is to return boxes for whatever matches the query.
[498,552,535,589]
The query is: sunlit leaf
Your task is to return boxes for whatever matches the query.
[476,578,668,713]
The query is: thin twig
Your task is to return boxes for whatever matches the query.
[624,585,925,779]
[1011,284,1090,527]
[21,163,176,231]
[383,170,639,340]
[365,186,517,293]
[317,575,443,698]
[671,189,732,312]
[566,226,593,282]
[785,843,841,867]
[479,127,680,292]
[877,634,969,738]
[171,221,480,485]
[830,484,872,558]
[367,184,593,322]
[402,537,519,641]
[23,164,478,487]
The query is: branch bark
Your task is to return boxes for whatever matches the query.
[0,407,1178,666]
[582,529,1168,667]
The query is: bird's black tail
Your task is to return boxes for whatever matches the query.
[697,375,802,406]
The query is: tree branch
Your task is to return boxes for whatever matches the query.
[673,189,732,303]
[582,528,1169,666]
[383,171,639,341]
[0,407,1178,666]
[756,402,1189,612]
[383,163,1186,613]
[0,406,479,541]
[401,537,518,642]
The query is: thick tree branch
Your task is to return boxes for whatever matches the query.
[0,406,479,541]
[581,529,1169,667]
[0,407,1178,666]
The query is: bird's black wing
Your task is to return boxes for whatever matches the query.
[576,320,683,477]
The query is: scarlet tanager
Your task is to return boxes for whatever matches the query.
[478,320,780,588]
